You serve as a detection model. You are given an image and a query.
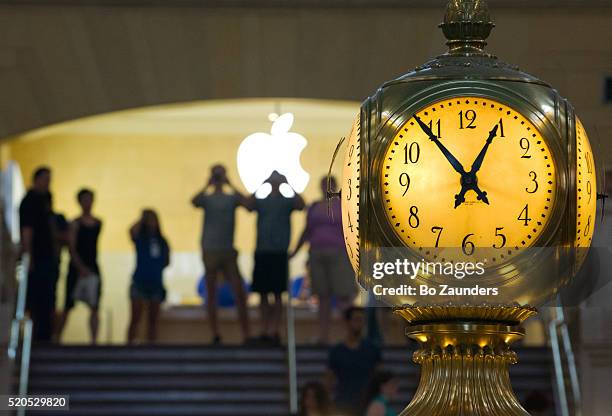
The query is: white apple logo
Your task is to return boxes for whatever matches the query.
[237,113,310,198]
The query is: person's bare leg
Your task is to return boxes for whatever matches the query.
[89,308,99,345]
[205,272,220,340]
[259,293,270,337]
[226,263,250,341]
[147,301,161,344]
[317,295,331,344]
[270,293,283,338]
[55,310,70,343]
[127,300,144,345]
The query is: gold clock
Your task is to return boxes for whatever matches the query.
[575,117,597,267]
[342,115,361,273]
[380,96,557,265]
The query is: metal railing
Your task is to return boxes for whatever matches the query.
[286,295,298,414]
[7,254,33,416]
[549,301,582,416]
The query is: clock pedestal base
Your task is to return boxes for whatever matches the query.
[395,306,537,416]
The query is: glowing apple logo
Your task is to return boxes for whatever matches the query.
[237,113,309,198]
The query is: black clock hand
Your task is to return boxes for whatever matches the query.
[454,184,469,208]
[470,124,499,174]
[413,115,465,175]
[454,174,490,208]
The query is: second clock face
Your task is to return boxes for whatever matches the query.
[381,96,558,265]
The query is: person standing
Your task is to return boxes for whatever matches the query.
[127,209,170,344]
[326,306,382,416]
[298,381,332,416]
[291,176,357,344]
[56,189,102,344]
[249,171,305,345]
[364,370,399,416]
[19,166,58,343]
[191,164,251,344]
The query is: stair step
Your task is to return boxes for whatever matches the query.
[26,390,286,403]
[29,362,287,376]
[28,376,287,391]
[37,403,289,416]
[31,346,285,362]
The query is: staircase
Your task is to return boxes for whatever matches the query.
[26,346,288,416]
[22,345,555,416]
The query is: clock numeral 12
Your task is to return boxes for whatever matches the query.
[459,110,477,130]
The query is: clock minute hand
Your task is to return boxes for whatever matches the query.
[413,115,465,175]
[470,124,499,174]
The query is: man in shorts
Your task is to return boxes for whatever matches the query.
[192,164,251,344]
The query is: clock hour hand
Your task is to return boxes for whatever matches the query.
[454,173,490,208]
[413,115,465,175]
[470,124,499,174]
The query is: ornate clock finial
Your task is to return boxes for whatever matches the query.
[439,0,495,55]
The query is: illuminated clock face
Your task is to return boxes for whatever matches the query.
[342,115,361,273]
[381,96,557,264]
[575,118,597,262]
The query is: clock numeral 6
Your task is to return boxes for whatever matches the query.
[399,173,411,196]
[404,142,420,164]
[462,234,475,256]
[431,226,443,248]
[518,204,532,226]
[409,206,420,229]
[493,227,507,249]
